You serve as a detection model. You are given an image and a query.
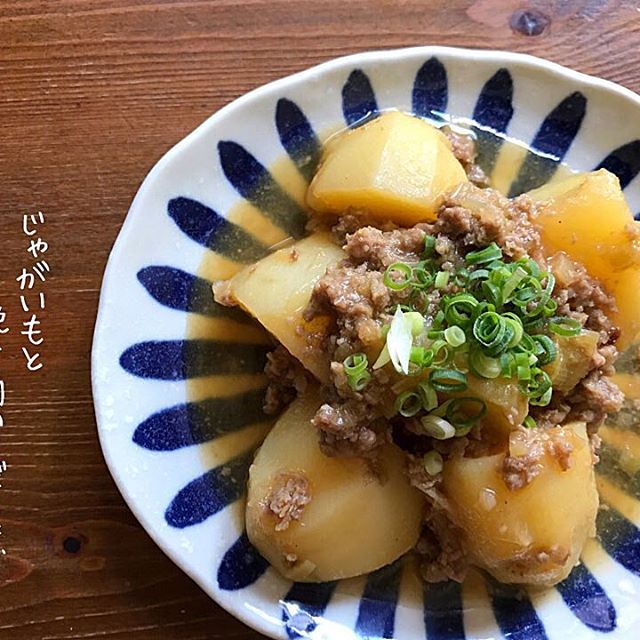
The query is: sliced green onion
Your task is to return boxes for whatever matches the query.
[473,311,509,355]
[430,369,468,393]
[444,325,466,348]
[413,266,434,289]
[372,343,391,370]
[395,391,423,417]
[383,262,413,291]
[343,353,368,376]
[423,235,436,258]
[445,397,487,428]
[421,415,456,439]
[500,352,515,377]
[454,268,469,287]
[410,346,425,365]
[503,312,524,347]
[444,293,478,327]
[404,311,425,336]
[549,317,582,337]
[465,242,503,265]
[470,346,501,379]
[532,334,557,366]
[348,370,371,391]
[423,450,444,475]
[418,381,438,411]
[515,351,531,381]
[519,368,552,400]
[468,268,489,284]
[387,306,413,375]
[430,340,453,366]
[435,271,450,289]
[502,266,528,301]
[523,416,536,429]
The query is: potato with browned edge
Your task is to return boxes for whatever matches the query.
[224,233,345,382]
[307,111,468,225]
[442,422,598,586]
[246,390,425,582]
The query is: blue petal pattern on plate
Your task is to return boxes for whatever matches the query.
[132,389,268,451]
[137,266,251,319]
[509,91,587,196]
[412,57,448,121]
[168,197,270,262]
[217,532,270,591]
[281,581,338,639]
[596,140,640,188]
[355,559,404,639]
[423,581,465,640]
[472,69,514,173]
[218,140,307,238]
[556,563,616,632]
[120,340,268,380]
[342,69,379,126]
[488,580,547,640]
[165,451,253,528]
[276,98,322,182]
[118,55,640,639]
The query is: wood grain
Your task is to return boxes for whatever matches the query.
[0,1,639,637]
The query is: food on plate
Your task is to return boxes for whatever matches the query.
[245,389,424,581]
[215,111,632,586]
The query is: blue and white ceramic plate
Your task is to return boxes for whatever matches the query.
[92,47,640,639]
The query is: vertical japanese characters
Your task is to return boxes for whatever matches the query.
[17,211,49,372]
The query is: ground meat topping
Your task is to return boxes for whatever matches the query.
[265,472,311,531]
[434,183,542,260]
[264,345,313,415]
[442,127,490,188]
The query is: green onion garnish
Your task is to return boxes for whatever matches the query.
[445,397,487,428]
[444,325,466,348]
[383,262,413,291]
[470,346,501,379]
[423,235,436,258]
[465,242,503,265]
[343,353,368,376]
[430,369,468,393]
[423,450,444,475]
[418,381,438,411]
[523,416,536,429]
[549,316,582,337]
[348,370,371,391]
[435,271,450,289]
[395,391,423,417]
[421,415,456,439]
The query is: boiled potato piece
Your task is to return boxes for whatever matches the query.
[307,111,467,224]
[544,330,599,393]
[528,169,640,348]
[246,390,425,582]
[226,233,344,382]
[442,422,598,586]
[465,375,528,439]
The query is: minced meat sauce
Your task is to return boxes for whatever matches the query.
[261,136,623,583]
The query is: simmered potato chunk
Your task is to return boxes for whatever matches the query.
[544,331,599,393]
[442,422,598,586]
[528,169,640,348]
[245,390,425,582]
[465,375,528,439]
[307,111,467,224]
[226,233,344,382]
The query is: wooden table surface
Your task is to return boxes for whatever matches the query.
[1,1,639,638]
